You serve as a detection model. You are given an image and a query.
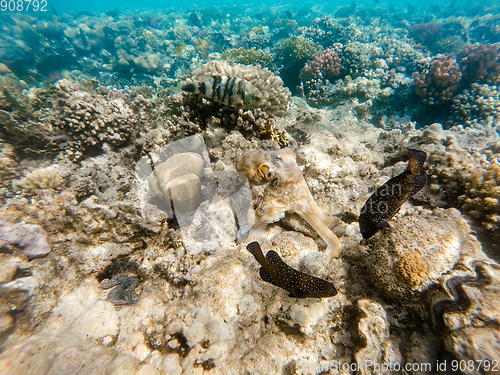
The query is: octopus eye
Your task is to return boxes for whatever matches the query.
[271,177,280,188]
[259,164,274,181]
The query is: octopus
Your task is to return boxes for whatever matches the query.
[100,274,139,305]
[359,148,427,239]
[247,242,337,298]
[237,148,342,257]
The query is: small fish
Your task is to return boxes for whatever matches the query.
[79,28,88,50]
[359,149,427,239]
[188,12,202,27]
[174,44,185,55]
[182,75,267,109]
[246,242,337,299]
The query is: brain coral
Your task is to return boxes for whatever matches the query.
[185,61,291,117]
[368,208,474,300]
[414,54,462,105]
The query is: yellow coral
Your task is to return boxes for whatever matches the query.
[397,251,430,288]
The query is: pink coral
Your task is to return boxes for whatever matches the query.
[458,43,500,84]
[409,22,443,46]
[299,47,342,83]
[413,54,462,105]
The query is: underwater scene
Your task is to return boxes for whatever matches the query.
[0,0,500,374]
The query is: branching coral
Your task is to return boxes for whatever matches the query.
[409,22,443,47]
[414,54,462,105]
[34,79,137,159]
[450,83,500,125]
[299,47,342,83]
[22,167,65,195]
[457,43,500,84]
[222,48,272,67]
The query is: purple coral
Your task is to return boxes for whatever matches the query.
[299,47,342,83]
[414,54,462,105]
[409,22,443,46]
[458,43,500,84]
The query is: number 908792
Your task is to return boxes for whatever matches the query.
[1,0,48,12]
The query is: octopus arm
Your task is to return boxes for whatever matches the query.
[293,204,342,258]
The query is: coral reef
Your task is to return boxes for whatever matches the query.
[409,22,443,47]
[221,48,272,67]
[457,43,500,84]
[1,3,500,374]
[414,54,462,105]
[299,48,342,83]
[450,83,500,125]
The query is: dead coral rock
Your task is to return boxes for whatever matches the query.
[0,220,51,258]
[368,208,473,300]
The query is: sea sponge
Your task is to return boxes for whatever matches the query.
[22,167,65,195]
[184,60,291,117]
[414,54,462,105]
